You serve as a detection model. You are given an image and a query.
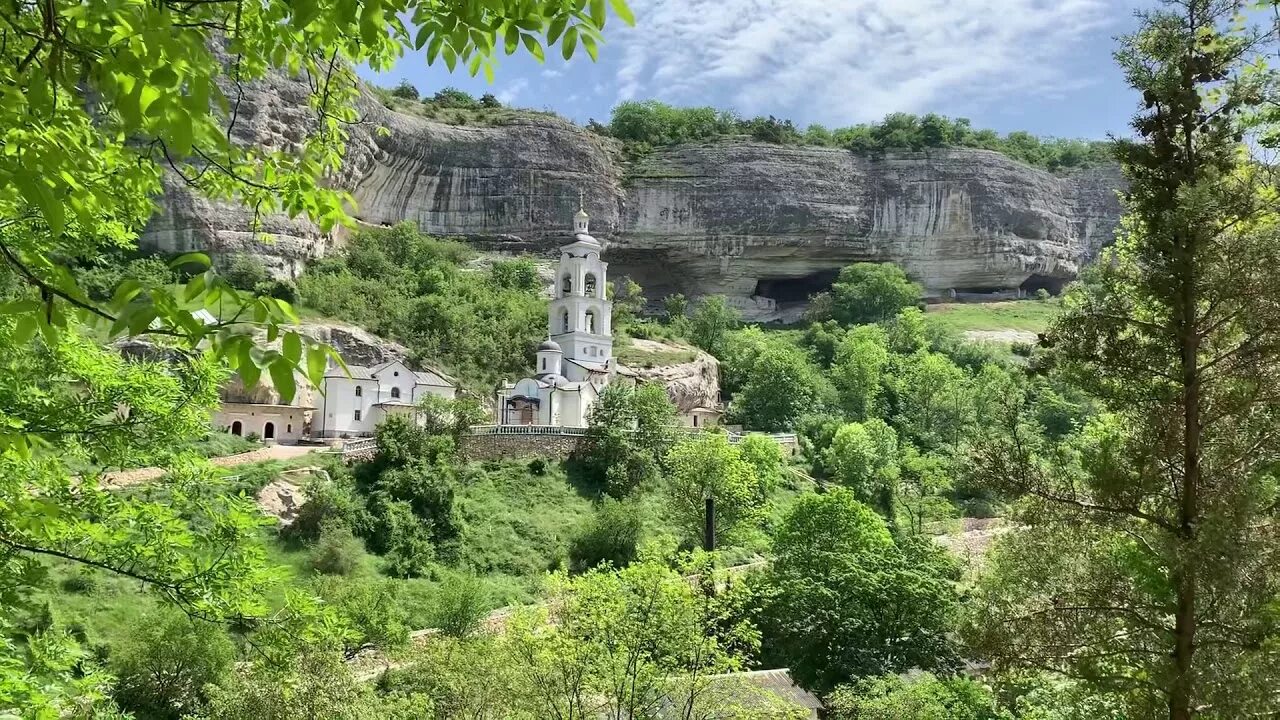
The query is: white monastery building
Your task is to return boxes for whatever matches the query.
[315,358,456,438]
[214,376,312,444]
[497,205,614,427]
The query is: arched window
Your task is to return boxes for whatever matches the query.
[584,273,597,297]
[391,387,401,399]
[264,422,275,440]
[355,386,362,398]
[541,358,546,370]
[231,420,242,436]
[562,310,570,333]
[561,274,572,295]
[585,310,597,334]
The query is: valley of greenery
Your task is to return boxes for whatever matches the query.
[3,1,1280,719]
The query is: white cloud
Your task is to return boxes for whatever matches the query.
[613,0,1121,124]
[497,78,529,104]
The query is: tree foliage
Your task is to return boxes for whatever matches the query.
[967,3,1280,717]
[665,434,779,547]
[759,489,960,692]
[298,223,546,389]
[606,103,1112,171]
[810,263,922,326]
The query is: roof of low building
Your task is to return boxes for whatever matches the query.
[538,339,563,352]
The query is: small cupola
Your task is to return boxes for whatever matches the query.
[536,338,563,377]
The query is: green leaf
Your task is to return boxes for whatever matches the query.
[13,316,36,345]
[307,344,329,388]
[427,34,444,64]
[610,0,636,25]
[504,24,519,54]
[239,343,261,389]
[522,34,545,63]
[590,0,606,28]
[282,332,302,364]
[15,175,63,235]
[582,33,599,62]
[170,252,211,271]
[548,15,568,44]
[0,300,40,315]
[269,359,297,404]
[562,26,579,61]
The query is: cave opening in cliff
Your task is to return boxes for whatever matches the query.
[1019,274,1067,296]
[753,270,841,304]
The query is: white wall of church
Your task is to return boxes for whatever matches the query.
[316,376,380,437]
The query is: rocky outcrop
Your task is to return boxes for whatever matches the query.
[617,340,720,413]
[294,321,410,367]
[141,71,1125,320]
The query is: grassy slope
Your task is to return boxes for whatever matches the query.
[924,300,1062,335]
[35,455,816,656]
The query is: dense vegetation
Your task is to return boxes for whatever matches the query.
[296,223,546,389]
[602,101,1114,171]
[6,0,1280,718]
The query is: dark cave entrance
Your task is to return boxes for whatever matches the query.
[1019,274,1067,296]
[753,270,842,304]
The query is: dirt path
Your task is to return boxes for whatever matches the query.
[101,444,323,489]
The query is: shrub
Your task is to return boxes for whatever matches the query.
[429,87,479,109]
[60,571,96,594]
[1034,287,1052,301]
[110,610,235,719]
[253,278,297,302]
[1011,341,1035,357]
[479,92,500,108]
[428,571,489,638]
[221,254,270,291]
[310,524,367,576]
[312,575,412,652]
[391,80,419,100]
[282,474,366,544]
[527,458,547,476]
[568,498,644,573]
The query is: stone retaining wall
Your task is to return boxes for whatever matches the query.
[458,433,586,462]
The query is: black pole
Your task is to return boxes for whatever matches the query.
[703,496,715,552]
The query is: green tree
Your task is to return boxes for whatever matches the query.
[661,293,688,326]
[827,673,1000,720]
[689,295,740,357]
[110,610,235,719]
[665,434,771,547]
[824,419,900,518]
[884,306,929,354]
[821,263,922,326]
[890,351,973,450]
[967,4,1280,717]
[831,324,890,419]
[729,343,833,431]
[0,0,628,706]
[390,80,420,100]
[581,383,676,497]
[427,571,489,638]
[221,254,271,291]
[568,497,645,573]
[759,489,960,692]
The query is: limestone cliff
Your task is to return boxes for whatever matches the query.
[616,339,720,413]
[141,72,1125,321]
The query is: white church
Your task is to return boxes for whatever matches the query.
[496,205,615,427]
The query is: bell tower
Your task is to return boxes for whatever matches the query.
[548,197,613,379]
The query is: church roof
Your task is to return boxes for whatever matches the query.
[538,339,563,352]
[566,358,609,373]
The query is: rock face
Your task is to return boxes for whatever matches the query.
[617,340,721,413]
[141,73,1124,321]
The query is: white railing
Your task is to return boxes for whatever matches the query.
[468,424,590,437]
[341,437,378,457]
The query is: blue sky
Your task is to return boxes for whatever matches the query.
[360,0,1148,140]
